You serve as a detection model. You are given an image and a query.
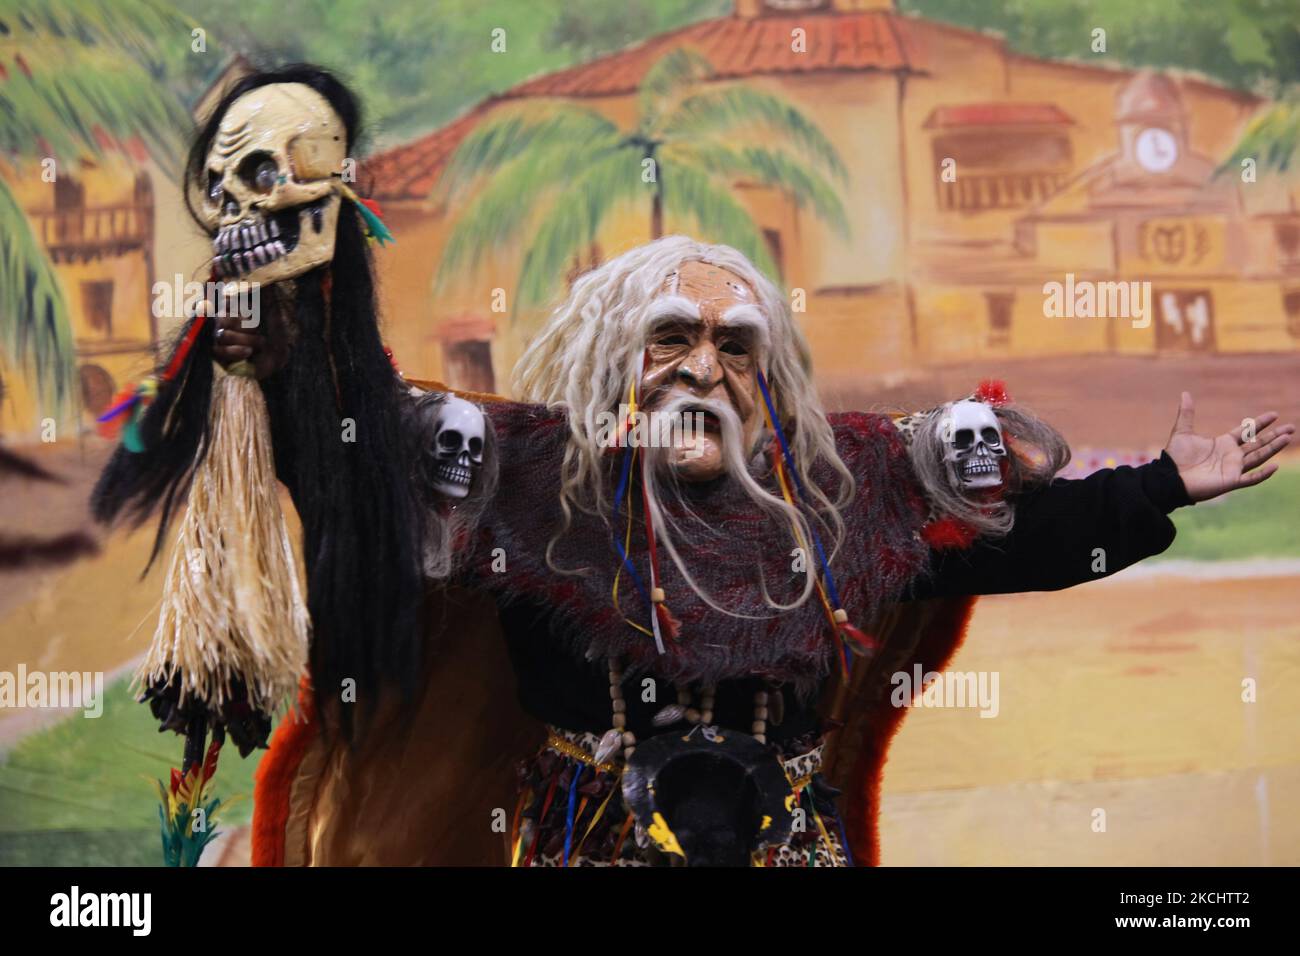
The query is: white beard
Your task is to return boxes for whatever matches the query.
[639,393,818,615]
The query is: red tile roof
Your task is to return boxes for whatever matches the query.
[364,10,925,202]
[508,10,919,98]
[362,108,486,204]
[923,103,1075,129]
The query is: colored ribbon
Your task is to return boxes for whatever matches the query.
[562,764,584,867]
[756,367,878,672]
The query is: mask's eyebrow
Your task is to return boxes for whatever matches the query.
[720,304,770,352]
[644,295,701,330]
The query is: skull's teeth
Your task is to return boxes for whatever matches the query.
[212,215,296,275]
[962,459,1001,477]
[435,463,473,486]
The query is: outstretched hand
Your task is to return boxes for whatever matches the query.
[1165,392,1294,503]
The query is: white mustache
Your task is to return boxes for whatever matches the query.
[653,394,742,431]
[650,395,743,457]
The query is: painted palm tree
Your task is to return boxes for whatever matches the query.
[435,48,849,310]
[1219,99,1300,175]
[0,0,191,415]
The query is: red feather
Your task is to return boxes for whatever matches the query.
[163,312,209,382]
[974,379,1011,406]
[839,622,880,653]
[656,603,682,642]
[95,386,139,439]
[921,517,979,550]
[201,738,223,784]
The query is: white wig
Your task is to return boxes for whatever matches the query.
[512,235,853,615]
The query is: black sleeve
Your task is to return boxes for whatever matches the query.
[910,452,1193,599]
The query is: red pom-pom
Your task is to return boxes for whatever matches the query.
[921,517,979,550]
[974,379,1011,406]
[382,345,402,374]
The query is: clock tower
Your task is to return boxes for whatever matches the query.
[1115,71,1189,179]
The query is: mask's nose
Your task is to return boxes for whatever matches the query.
[675,342,722,393]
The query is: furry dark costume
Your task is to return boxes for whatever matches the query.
[465,402,930,690]
[249,383,1191,866]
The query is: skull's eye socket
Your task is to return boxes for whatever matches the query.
[468,437,483,457]
[953,428,974,450]
[980,427,1001,444]
[206,170,223,204]
[437,431,462,450]
[237,152,280,194]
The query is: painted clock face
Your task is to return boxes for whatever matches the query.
[1135,127,1179,173]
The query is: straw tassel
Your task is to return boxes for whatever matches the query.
[136,363,309,717]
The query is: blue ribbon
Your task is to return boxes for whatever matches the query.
[562,763,584,866]
[755,367,852,663]
[609,440,653,609]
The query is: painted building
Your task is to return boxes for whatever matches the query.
[0,136,160,439]
[361,0,1299,395]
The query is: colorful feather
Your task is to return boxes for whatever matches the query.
[337,181,395,246]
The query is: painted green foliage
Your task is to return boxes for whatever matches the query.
[166,0,732,143]
[435,48,849,310]
[0,0,192,415]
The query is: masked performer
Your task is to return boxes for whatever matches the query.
[91,69,492,864]
[235,235,1290,867]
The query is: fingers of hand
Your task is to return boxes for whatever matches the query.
[1236,463,1278,489]
[1234,411,1280,444]
[1172,391,1195,434]
[216,309,262,334]
[213,329,258,358]
[1241,426,1295,471]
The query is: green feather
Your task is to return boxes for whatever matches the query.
[356,201,395,246]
